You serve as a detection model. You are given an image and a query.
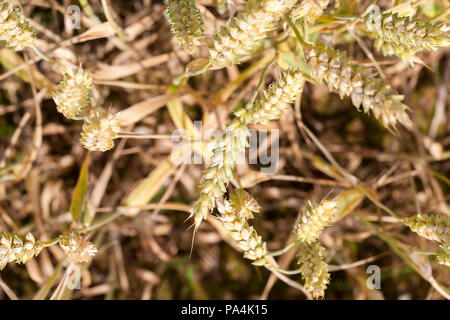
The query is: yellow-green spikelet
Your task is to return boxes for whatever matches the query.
[294,199,338,243]
[304,43,411,128]
[403,213,449,245]
[189,70,304,229]
[436,246,450,267]
[166,0,205,55]
[365,6,450,63]
[297,241,330,299]
[0,231,43,270]
[52,66,93,119]
[0,1,35,51]
[80,109,121,152]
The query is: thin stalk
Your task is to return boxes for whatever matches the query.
[286,15,307,48]
[267,241,296,257]
[117,133,173,140]
[357,184,402,221]
[358,214,450,299]
[79,0,101,24]
[270,266,302,275]
[101,0,129,41]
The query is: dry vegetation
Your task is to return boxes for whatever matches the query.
[0,0,449,300]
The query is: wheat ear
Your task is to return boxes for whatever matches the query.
[80,108,121,152]
[209,0,298,68]
[304,43,411,128]
[52,65,93,120]
[217,189,267,266]
[166,0,205,55]
[58,232,98,264]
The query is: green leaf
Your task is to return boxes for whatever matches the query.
[70,153,90,226]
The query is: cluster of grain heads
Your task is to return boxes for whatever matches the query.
[189,70,304,229]
[80,108,121,152]
[52,65,93,119]
[58,233,97,264]
[0,231,98,270]
[291,0,329,26]
[52,64,121,152]
[293,198,338,243]
[0,1,35,51]
[364,5,450,63]
[296,241,330,299]
[166,0,205,55]
[403,213,449,246]
[233,69,305,125]
[217,189,267,266]
[303,43,411,128]
[209,0,298,68]
[0,231,43,270]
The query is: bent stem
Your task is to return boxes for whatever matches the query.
[269,266,302,275]
[30,46,56,64]
[286,15,307,53]
[101,0,129,41]
[247,55,277,107]
[117,132,173,140]
[267,241,297,257]
[42,238,61,248]
[357,184,402,221]
[79,0,101,24]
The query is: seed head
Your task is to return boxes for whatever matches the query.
[166,0,205,55]
[80,108,121,152]
[217,189,267,266]
[52,66,93,119]
[304,43,411,128]
[209,0,297,68]
[0,1,35,51]
[229,188,260,220]
[403,213,449,245]
[294,199,338,243]
[234,69,305,125]
[59,232,97,264]
[365,6,450,63]
[297,241,330,299]
[0,231,43,270]
[189,70,304,229]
